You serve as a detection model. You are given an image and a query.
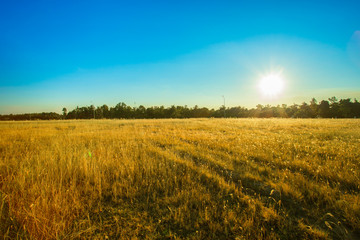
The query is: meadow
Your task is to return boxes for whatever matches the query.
[0,119,359,239]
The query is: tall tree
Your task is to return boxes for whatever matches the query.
[339,98,352,118]
[310,98,318,117]
[318,100,330,118]
[62,107,67,119]
[329,97,339,118]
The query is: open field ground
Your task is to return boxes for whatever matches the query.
[0,119,360,239]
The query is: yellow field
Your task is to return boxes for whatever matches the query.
[0,119,359,239]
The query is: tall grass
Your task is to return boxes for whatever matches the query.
[0,119,359,239]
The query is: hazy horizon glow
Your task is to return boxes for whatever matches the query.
[1,1,360,114]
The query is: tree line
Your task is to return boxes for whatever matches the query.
[1,97,359,121]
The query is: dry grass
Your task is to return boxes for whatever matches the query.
[0,119,359,239]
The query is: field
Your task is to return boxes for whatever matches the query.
[0,119,359,239]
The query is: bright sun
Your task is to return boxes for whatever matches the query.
[258,74,285,97]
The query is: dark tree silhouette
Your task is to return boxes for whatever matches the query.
[318,100,330,118]
[2,97,360,120]
[62,107,67,118]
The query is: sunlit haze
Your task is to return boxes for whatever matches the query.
[1,1,360,114]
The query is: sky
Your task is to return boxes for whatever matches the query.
[1,0,360,114]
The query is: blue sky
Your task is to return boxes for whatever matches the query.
[1,0,360,114]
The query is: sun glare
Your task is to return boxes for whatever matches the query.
[258,74,285,97]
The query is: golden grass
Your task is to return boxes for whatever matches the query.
[0,119,359,239]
